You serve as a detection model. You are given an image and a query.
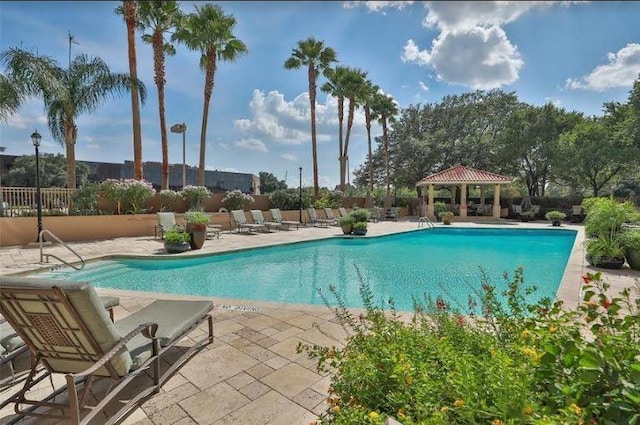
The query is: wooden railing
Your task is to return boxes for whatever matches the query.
[1,187,75,216]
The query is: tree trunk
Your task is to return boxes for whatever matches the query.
[337,96,344,191]
[382,116,390,196]
[308,63,319,197]
[153,31,169,190]
[342,97,356,191]
[364,105,373,193]
[199,50,217,187]
[124,1,143,181]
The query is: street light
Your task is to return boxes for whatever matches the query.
[299,167,303,224]
[170,123,187,188]
[31,130,43,242]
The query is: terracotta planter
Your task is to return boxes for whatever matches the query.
[164,242,190,254]
[186,223,207,250]
[341,224,353,235]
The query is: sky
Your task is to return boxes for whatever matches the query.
[1,1,640,189]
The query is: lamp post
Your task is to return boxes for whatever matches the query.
[299,167,303,224]
[170,123,187,188]
[31,130,43,242]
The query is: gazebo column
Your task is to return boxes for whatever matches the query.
[427,184,435,219]
[480,186,485,206]
[450,186,456,209]
[493,184,501,218]
[460,183,467,218]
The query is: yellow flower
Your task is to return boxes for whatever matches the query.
[522,347,541,363]
[492,420,503,425]
[368,411,379,420]
[397,408,406,419]
[440,406,449,413]
[570,403,582,415]
[405,375,414,385]
[549,324,558,333]
[524,406,533,415]
[521,329,531,339]
[453,399,464,407]
[332,405,340,413]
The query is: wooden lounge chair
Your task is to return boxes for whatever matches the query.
[231,210,266,234]
[268,209,300,230]
[0,276,213,425]
[307,208,334,227]
[250,210,282,232]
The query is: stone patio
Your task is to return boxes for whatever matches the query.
[1,219,638,424]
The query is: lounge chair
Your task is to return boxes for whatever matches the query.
[0,276,213,425]
[231,210,266,234]
[250,210,282,232]
[384,207,401,221]
[338,207,349,218]
[369,207,383,223]
[269,208,300,230]
[307,208,334,227]
[571,205,585,223]
[156,212,183,239]
[323,208,340,226]
[1,295,119,387]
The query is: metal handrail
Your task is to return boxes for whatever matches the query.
[39,229,85,270]
[418,216,435,229]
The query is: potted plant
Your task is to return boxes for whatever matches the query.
[339,215,355,235]
[545,210,566,227]
[352,221,368,236]
[438,211,454,225]
[520,210,535,222]
[184,210,210,250]
[434,201,447,221]
[350,208,371,223]
[163,229,191,253]
[585,234,625,269]
[619,228,640,270]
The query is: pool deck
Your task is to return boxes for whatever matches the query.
[1,219,638,425]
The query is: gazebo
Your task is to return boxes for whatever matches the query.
[416,165,512,220]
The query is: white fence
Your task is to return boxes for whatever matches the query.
[1,187,75,216]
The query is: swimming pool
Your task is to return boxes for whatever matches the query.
[38,228,577,311]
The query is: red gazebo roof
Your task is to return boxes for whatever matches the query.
[416,165,512,185]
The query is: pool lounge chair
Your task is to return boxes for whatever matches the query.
[0,276,213,425]
[384,207,401,221]
[250,210,282,232]
[323,208,340,226]
[231,210,266,234]
[1,295,120,387]
[269,209,300,230]
[571,205,585,223]
[307,208,334,227]
[156,212,183,239]
[338,207,349,218]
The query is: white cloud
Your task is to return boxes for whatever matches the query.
[544,97,562,107]
[343,1,414,12]
[418,81,429,92]
[234,138,268,153]
[233,89,366,147]
[403,26,523,89]
[281,154,297,161]
[218,143,231,151]
[565,43,640,91]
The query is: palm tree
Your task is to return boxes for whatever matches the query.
[173,3,247,186]
[137,0,181,190]
[115,0,144,180]
[321,66,349,188]
[0,48,146,189]
[341,67,368,191]
[372,92,398,196]
[284,38,337,197]
[361,80,380,194]
[0,73,23,122]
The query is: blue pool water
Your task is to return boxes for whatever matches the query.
[38,228,576,311]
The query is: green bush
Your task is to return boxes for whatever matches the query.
[339,215,355,227]
[352,221,368,230]
[583,197,639,236]
[180,186,210,211]
[313,190,344,208]
[222,189,254,211]
[100,179,154,214]
[300,269,640,424]
[434,201,448,216]
[72,183,99,216]
[163,228,190,243]
[620,228,640,250]
[545,210,566,221]
[350,209,371,223]
[184,210,210,225]
[157,189,182,212]
[269,189,312,211]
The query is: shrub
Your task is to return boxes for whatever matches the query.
[434,201,448,216]
[438,210,454,219]
[352,221,368,230]
[222,189,254,211]
[300,269,640,424]
[339,215,355,227]
[350,209,371,223]
[269,189,311,211]
[163,228,190,243]
[184,210,210,225]
[180,185,210,211]
[157,189,182,212]
[72,183,99,215]
[620,228,640,250]
[583,197,639,236]
[545,210,566,221]
[100,179,154,214]
[313,190,344,208]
